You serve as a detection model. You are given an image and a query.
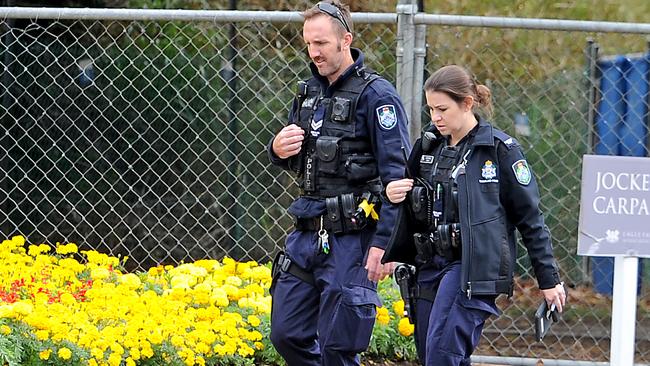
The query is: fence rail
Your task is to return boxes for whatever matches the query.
[1,4,649,365]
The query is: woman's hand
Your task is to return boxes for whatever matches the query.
[386,179,414,204]
[541,283,567,313]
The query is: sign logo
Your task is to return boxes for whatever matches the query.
[605,229,620,243]
[376,105,398,130]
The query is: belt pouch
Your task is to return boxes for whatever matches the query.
[326,196,345,234]
[316,136,341,174]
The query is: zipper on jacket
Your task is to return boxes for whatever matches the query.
[458,149,473,299]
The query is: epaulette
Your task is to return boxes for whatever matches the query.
[493,129,519,150]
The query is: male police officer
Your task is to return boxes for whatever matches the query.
[267,1,411,365]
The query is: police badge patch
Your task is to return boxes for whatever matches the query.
[302,96,316,109]
[479,160,498,183]
[512,159,531,185]
[376,104,398,130]
[482,160,497,179]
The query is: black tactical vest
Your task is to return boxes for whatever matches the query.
[414,134,471,230]
[288,68,382,198]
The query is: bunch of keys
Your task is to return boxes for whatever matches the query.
[318,216,330,254]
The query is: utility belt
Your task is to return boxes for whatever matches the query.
[294,192,380,235]
[413,223,462,261]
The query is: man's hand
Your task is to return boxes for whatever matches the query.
[541,283,567,313]
[272,124,305,159]
[365,247,394,282]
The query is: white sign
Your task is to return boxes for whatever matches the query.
[577,154,650,257]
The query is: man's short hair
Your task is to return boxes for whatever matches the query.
[303,1,354,37]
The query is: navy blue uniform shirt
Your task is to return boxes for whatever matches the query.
[268,48,411,250]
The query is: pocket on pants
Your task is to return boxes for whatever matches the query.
[324,285,381,353]
[439,293,499,356]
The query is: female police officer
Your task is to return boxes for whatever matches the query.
[382,65,566,366]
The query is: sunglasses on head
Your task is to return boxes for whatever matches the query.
[316,2,351,33]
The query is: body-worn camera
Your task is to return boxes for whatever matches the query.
[410,183,433,226]
[331,97,351,122]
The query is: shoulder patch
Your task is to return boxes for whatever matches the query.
[376,104,398,130]
[512,159,531,185]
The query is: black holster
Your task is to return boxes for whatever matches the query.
[414,223,461,262]
[270,251,315,295]
[394,264,417,324]
[436,223,461,260]
[413,232,436,261]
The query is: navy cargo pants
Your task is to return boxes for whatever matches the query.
[270,228,381,366]
[414,259,500,366]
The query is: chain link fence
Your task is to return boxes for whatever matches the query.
[1,6,649,365]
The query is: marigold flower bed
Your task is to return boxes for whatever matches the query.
[0,236,416,365]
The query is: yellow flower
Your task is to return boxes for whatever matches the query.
[108,352,121,366]
[398,317,414,336]
[39,349,52,360]
[56,243,78,255]
[148,265,164,277]
[58,347,72,360]
[11,235,26,247]
[35,330,49,340]
[91,267,111,280]
[247,315,260,327]
[0,236,282,365]
[13,301,33,317]
[28,244,50,256]
[129,347,141,360]
[225,275,242,287]
[60,292,76,305]
[91,347,104,359]
[120,273,142,290]
[376,306,390,325]
[393,299,405,317]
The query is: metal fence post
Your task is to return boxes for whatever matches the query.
[583,38,599,286]
[411,20,426,141]
[0,1,16,236]
[396,0,418,141]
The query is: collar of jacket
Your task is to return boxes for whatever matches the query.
[470,114,496,147]
[308,48,365,94]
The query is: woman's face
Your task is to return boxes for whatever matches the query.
[424,90,472,138]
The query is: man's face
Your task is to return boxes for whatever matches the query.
[303,14,346,82]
